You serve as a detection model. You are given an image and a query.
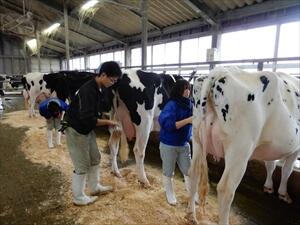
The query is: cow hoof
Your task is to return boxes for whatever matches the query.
[279,194,293,204]
[138,180,151,188]
[48,144,54,149]
[185,212,198,225]
[114,171,122,178]
[263,186,274,194]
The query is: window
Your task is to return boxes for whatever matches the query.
[153,44,165,65]
[181,36,212,63]
[101,52,113,63]
[131,48,141,67]
[199,36,212,62]
[220,25,276,60]
[89,54,100,69]
[152,42,179,65]
[165,42,179,64]
[69,59,75,70]
[72,57,84,70]
[114,50,124,67]
[278,21,300,58]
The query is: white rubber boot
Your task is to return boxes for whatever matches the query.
[162,175,177,205]
[184,175,199,204]
[88,165,113,196]
[72,173,98,206]
[47,130,54,148]
[55,130,62,146]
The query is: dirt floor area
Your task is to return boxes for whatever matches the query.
[0,110,251,225]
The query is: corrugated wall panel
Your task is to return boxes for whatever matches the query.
[31,57,60,73]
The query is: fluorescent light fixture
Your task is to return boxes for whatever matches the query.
[81,0,99,10]
[42,23,61,35]
[26,38,37,49]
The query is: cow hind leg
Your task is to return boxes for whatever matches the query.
[29,97,36,117]
[133,123,152,187]
[264,161,276,194]
[108,129,122,178]
[186,149,201,225]
[217,144,252,225]
[278,150,299,204]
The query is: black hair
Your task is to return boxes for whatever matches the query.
[47,101,60,117]
[98,61,122,78]
[170,79,191,99]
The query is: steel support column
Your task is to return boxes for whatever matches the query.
[141,0,148,70]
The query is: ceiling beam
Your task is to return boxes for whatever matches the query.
[35,0,125,44]
[217,0,300,20]
[43,42,65,53]
[108,0,161,30]
[41,46,63,55]
[183,0,217,26]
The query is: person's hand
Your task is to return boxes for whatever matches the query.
[108,120,118,126]
[187,116,193,124]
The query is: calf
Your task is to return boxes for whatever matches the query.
[188,67,300,225]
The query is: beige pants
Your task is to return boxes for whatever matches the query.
[65,127,101,174]
[46,117,61,130]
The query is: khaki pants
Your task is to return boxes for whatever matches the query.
[46,117,61,130]
[65,127,100,174]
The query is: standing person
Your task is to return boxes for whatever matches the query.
[64,61,122,206]
[158,79,193,206]
[39,97,68,148]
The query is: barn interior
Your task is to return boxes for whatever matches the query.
[0,1,300,225]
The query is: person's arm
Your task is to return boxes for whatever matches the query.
[96,119,118,126]
[59,99,69,111]
[159,102,177,131]
[175,116,192,129]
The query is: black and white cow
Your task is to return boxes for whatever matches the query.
[187,67,300,225]
[21,71,96,117]
[108,70,182,185]
[0,74,11,96]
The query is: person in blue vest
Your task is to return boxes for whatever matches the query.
[159,79,195,206]
[39,97,69,148]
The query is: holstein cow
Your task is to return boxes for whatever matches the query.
[108,70,182,185]
[21,71,96,117]
[22,72,52,117]
[0,74,11,96]
[187,67,300,225]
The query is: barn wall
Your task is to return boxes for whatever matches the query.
[30,57,60,73]
[0,33,30,75]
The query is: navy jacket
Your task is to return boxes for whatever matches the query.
[159,97,192,146]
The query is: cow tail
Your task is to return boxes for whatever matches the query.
[192,76,213,213]
[119,131,129,162]
[199,135,209,213]
[200,77,213,213]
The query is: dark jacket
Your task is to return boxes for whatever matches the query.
[159,97,192,146]
[65,79,103,135]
